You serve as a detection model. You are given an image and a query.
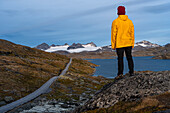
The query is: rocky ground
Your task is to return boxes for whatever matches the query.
[9,92,91,113]
[74,70,170,113]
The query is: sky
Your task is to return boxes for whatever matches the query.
[0,0,170,47]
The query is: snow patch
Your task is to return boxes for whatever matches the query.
[137,43,148,47]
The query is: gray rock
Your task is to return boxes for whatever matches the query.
[0,101,6,106]
[35,43,50,50]
[61,104,70,108]
[4,96,14,102]
[92,80,100,84]
[21,88,26,92]
[67,43,84,50]
[74,71,170,112]
[3,90,9,92]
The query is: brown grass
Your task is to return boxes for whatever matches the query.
[44,57,113,102]
[0,39,70,106]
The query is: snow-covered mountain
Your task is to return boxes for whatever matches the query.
[134,40,160,48]
[35,40,161,53]
[35,42,101,53]
[36,43,50,50]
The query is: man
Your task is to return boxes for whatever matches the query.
[111,6,135,78]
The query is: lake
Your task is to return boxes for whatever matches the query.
[86,56,170,78]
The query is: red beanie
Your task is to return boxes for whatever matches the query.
[117,6,126,15]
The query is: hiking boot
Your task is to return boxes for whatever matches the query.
[115,74,123,80]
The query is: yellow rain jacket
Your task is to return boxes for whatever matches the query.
[111,15,135,49]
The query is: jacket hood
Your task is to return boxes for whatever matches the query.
[118,15,128,21]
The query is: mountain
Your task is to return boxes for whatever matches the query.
[99,40,161,51]
[35,40,161,53]
[133,40,161,51]
[84,42,97,47]
[67,43,85,50]
[35,42,101,53]
[135,40,160,48]
[34,40,169,59]
[35,43,50,50]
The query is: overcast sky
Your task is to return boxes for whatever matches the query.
[0,0,170,47]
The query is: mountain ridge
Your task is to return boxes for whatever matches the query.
[34,40,170,59]
[35,40,162,53]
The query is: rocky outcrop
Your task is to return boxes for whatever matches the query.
[67,43,85,50]
[152,43,170,59]
[35,43,50,50]
[64,43,69,45]
[135,40,160,48]
[50,44,56,47]
[152,54,170,59]
[4,96,14,103]
[86,42,97,47]
[74,71,170,112]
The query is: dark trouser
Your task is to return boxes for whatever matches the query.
[116,46,134,75]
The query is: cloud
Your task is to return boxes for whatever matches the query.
[143,2,170,14]
[0,0,170,47]
[67,5,115,18]
[0,10,20,16]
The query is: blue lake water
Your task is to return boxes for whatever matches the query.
[86,56,170,78]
